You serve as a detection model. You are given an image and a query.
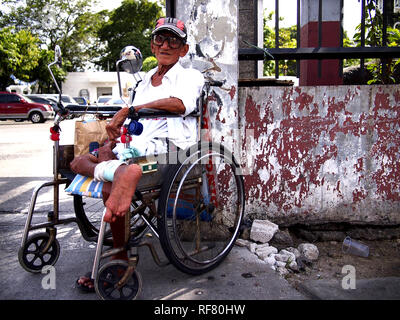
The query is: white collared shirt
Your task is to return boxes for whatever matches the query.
[132,61,205,151]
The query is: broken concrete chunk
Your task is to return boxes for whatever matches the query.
[277,266,289,276]
[278,249,296,261]
[235,239,252,247]
[249,242,257,253]
[298,243,319,261]
[287,260,299,272]
[250,219,279,243]
[263,255,276,266]
[284,247,301,259]
[256,243,270,250]
[274,253,293,263]
[255,246,278,260]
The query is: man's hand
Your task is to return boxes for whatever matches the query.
[106,107,130,141]
[98,140,117,162]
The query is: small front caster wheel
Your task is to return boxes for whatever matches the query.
[95,260,142,300]
[18,233,60,273]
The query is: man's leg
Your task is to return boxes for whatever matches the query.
[70,153,98,177]
[76,164,142,291]
[102,182,131,262]
[70,141,116,177]
[104,163,142,222]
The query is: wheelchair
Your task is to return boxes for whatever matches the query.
[18,45,245,300]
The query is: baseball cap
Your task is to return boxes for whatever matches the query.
[152,17,187,41]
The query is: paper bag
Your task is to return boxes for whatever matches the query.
[74,120,108,157]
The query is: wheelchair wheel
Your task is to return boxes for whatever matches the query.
[74,196,153,245]
[157,142,245,275]
[95,260,142,300]
[18,232,60,273]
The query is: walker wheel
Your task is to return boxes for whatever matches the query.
[95,260,142,300]
[18,232,60,273]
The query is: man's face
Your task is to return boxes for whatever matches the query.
[151,31,189,66]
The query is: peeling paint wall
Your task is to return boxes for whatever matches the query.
[239,85,400,226]
[176,0,239,150]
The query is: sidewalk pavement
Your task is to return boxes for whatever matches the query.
[299,277,400,300]
[1,212,399,301]
[0,212,306,300]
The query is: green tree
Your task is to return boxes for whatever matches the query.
[142,56,158,72]
[31,48,67,93]
[96,0,162,71]
[263,11,297,77]
[0,0,106,72]
[0,27,41,90]
[353,0,400,84]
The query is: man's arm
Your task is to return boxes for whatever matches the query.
[106,97,185,141]
[135,97,185,114]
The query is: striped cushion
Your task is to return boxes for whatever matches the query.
[65,174,104,198]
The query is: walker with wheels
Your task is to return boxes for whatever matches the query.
[18,45,245,300]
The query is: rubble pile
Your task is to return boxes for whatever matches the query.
[236,219,319,277]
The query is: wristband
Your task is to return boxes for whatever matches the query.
[129,106,136,117]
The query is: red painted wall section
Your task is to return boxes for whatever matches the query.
[300,21,343,86]
[239,85,400,225]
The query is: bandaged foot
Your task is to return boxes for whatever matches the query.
[104,164,142,223]
[94,159,126,182]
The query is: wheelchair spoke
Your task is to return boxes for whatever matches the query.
[157,142,244,275]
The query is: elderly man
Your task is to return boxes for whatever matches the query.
[72,17,204,292]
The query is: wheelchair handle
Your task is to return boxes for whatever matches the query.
[207,80,224,87]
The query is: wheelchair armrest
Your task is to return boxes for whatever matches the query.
[65,105,122,116]
[137,108,199,119]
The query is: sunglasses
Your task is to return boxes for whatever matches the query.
[152,34,183,49]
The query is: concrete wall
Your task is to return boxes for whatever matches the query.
[176,0,239,152]
[238,84,400,226]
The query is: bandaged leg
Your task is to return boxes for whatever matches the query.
[94,160,126,182]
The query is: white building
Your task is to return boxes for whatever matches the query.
[62,71,142,103]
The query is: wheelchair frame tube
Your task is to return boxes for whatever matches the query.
[91,209,108,280]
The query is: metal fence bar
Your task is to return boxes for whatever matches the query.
[339,0,344,78]
[382,0,388,81]
[166,0,176,18]
[239,46,400,60]
[236,0,400,82]
[318,0,323,78]
[296,0,301,78]
[275,0,280,79]
[361,0,366,75]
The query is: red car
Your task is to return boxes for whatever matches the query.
[0,92,55,123]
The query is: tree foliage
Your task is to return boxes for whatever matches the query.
[0,27,42,89]
[353,0,400,84]
[263,11,297,77]
[95,0,163,71]
[142,56,158,72]
[0,0,163,92]
[0,0,107,72]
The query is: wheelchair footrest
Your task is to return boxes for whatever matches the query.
[138,241,170,267]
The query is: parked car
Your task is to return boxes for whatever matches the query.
[52,94,78,106]
[73,97,88,106]
[104,97,126,106]
[26,94,58,112]
[96,95,112,106]
[32,94,78,107]
[0,92,55,123]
